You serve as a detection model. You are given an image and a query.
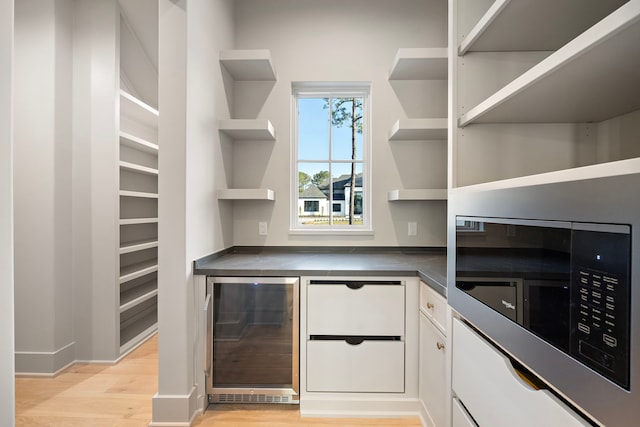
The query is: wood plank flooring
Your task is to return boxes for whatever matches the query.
[15,335,421,426]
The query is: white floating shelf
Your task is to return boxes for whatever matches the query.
[388,48,447,80]
[119,190,158,199]
[459,0,628,55]
[120,317,157,355]
[119,217,159,226]
[220,49,276,81]
[119,161,159,176]
[458,1,640,127]
[217,189,276,201]
[120,239,159,255]
[218,119,276,140]
[388,189,448,201]
[119,260,158,284]
[120,90,158,129]
[120,131,158,154]
[452,157,640,194]
[388,119,447,141]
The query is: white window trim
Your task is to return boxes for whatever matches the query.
[290,82,373,235]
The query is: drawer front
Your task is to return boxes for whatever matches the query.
[452,397,478,427]
[452,319,590,427]
[420,281,447,333]
[307,282,405,336]
[307,339,404,393]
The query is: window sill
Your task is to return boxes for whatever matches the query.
[288,228,374,236]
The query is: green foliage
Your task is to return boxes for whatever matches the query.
[299,171,311,191]
[312,170,330,186]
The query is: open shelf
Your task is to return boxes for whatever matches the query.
[388,119,447,141]
[120,190,158,199]
[458,2,640,127]
[120,90,158,129]
[388,189,447,201]
[218,119,276,140]
[119,238,158,255]
[120,279,158,313]
[388,48,447,80]
[119,160,159,176]
[119,259,158,284]
[452,157,640,194]
[120,131,158,154]
[119,299,157,353]
[217,189,275,201]
[119,217,158,226]
[220,49,276,81]
[459,0,628,55]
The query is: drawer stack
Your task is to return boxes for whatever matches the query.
[306,280,405,393]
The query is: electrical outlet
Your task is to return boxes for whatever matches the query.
[408,222,417,236]
[259,221,268,236]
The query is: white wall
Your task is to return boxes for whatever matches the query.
[13,0,76,374]
[231,0,448,247]
[153,0,234,423]
[0,0,15,423]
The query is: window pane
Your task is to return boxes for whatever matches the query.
[298,162,329,225]
[331,162,363,225]
[298,98,329,160]
[331,97,363,161]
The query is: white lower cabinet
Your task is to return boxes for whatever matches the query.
[452,318,591,427]
[419,311,446,427]
[307,339,404,393]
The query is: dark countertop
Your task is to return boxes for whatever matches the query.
[193,246,448,296]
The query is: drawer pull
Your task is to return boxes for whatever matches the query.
[436,342,445,351]
[345,337,365,345]
[427,302,435,309]
[346,282,365,290]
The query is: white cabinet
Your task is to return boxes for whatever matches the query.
[452,318,590,427]
[451,0,639,189]
[217,49,277,201]
[305,279,406,394]
[419,281,447,427]
[387,48,448,202]
[118,90,159,355]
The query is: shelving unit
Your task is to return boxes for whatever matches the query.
[388,48,448,202]
[218,49,277,203]
[452,0,640,190]
[118,89,159,355]
[218,119,276,140]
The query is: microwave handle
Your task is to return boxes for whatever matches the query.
[203,293,212,376]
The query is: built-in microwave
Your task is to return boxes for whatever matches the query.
[455,217,631,390]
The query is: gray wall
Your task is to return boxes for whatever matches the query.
[230,0,448,247]
[0,0,15,423]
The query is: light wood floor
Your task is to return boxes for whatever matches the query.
[15,335,421,426]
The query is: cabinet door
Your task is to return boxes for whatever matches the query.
[420,281,447,333]
[420,312,447,427]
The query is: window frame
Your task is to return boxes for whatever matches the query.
[290,82,372,234]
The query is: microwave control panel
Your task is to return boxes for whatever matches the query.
[570,228,630,390]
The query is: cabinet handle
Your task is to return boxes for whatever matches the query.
[426,302,435,310]
[345,282,365,290]
[436,342,445,351]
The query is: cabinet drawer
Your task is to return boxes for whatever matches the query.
[420,281,447,333]
[452,319,590,427]
[452,397,477,427]
[307,281,405,336]
[307,339,404,393]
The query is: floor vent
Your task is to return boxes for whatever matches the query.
[213,393,291,404]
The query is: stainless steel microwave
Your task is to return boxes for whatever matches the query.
[454,217,631,390]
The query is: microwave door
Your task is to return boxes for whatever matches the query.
[456,279,522,324]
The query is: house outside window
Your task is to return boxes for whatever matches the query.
[292,83,371,232]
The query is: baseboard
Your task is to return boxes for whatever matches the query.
[14,341,75,376]
[150,387,199,426]
[300,395,421,418]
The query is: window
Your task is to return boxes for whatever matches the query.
[292,83,371,232]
